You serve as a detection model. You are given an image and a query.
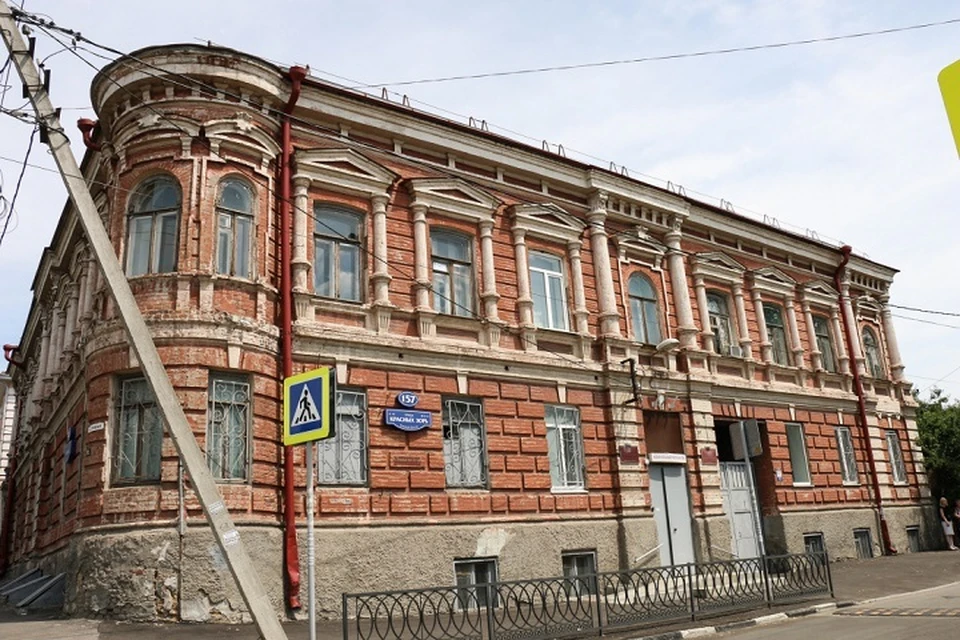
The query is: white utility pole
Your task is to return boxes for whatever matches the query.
[0,4,288,638]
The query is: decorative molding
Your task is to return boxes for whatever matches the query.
[407,177,500,223]
[748,266,798,298]
[800,280,840,309]
[614,227,667,269]
[691,251,745,284]
[293,147,398,198]
[509,202,585,244]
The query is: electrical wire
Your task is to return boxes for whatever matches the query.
[0,125,37,252]
[888,303,960,318]
[890,313,960,330]
[357,16,960,88]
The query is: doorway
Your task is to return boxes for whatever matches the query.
[715,421,763,559]
[649,463,695,566]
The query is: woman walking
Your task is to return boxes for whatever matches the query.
[939,497,957,550]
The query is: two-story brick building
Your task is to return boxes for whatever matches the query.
[0,44,935,623]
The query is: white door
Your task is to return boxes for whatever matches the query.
[720,462,761,559]
[649,464,695,565]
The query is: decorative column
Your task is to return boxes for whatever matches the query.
[665,216,699,348]
[751,288,772,363]
[830,306,850,375]
[587,192,622,338]
[512,228,537,351]
[37,316,51,386]
[801,299,823,371]
[63,283,79,356]
[693,275,714,353]
[839,279,865,375]
[370,193,393,334]
[291,177,311,291]
[783,294,804,368]
[879,293,906,381]
[478,220,502,347]
[51,304,66,377]
[732,282,753,360]
[412,204,434,337]
[567,239,592,358]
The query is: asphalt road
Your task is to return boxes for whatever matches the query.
[718,580,960,639]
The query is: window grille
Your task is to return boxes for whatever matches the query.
[317,389,368,485]
[836,426,859,484]
[546,405,585,490]
[906,526,921,553]
[442,399,487,488]
[803,532,825,556]
[207,374,251,481]
[115,377,163,483]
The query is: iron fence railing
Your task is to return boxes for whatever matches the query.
[342,551,833,640]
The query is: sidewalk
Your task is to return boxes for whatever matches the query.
[2,551,960,639]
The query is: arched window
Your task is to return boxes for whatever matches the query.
[216,178,255,278]
[314,204,363,302]
[628,273,661,345]
[431,229,474,317]
[706,292,733,355]
[126,176,180,276]
[862,326,885,378]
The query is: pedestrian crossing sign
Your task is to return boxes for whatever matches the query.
[283,367,335,446]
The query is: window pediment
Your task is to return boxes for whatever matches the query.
[749,266,797,298]
[800,281,839,309]
[691,251,745,284]
[614,227,666,269]
[204,118,282,161]
[855,294,883,320]
[510,202,584,244]
[407,178,500,223]
[293,148,398,197]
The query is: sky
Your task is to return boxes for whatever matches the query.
[1,0,960,400]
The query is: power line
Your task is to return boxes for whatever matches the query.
[890,313,960,330]
[356,16,960,88]
[888,303,960,318]
[0,125,36,251]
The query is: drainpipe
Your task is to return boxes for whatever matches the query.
[833,245,896,555]
[279,65,308,611]
[76,119,102,151]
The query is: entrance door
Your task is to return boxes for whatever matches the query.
[720,462,761,559]
[649,464,695,565]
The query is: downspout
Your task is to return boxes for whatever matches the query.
[76,119,102,151]
[279,65,308,611]
[833,245,896,555]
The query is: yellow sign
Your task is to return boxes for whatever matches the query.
[938,59,960,157]
[282,367,334,446]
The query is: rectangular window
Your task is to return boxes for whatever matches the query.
[454,558,498,609]
[431,230,474,317]
[562,550,597,596]
[207,373,251,481]
[442,399,487,488]
[529,253,568,331]
[216,213,253,278]
[762,303,791,365]
[812,315,837,373]
[546,405,585,490]
[115,377,163,483]
[707,292,734,355]
[317,389,368,486]
[785,423,811,485]
[854,528,874,559]
[836,426,859,485]
[906,526,921,553]
[314,205,362,302]
[803,532,825,556]
[885,430,907,484]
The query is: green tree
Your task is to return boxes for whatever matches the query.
[916,388,960,501]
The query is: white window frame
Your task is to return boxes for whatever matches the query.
[317,389,368,486]
[430,229,475,317]
[529,252,569,331]
[206,372,251,482]
[126,176,180,277]
[706,291,735,355]
[314,204,364,302]
[545,405,585,491]
[785,422,812,486]
[836,426,860,485]
[885,430,907,485]
[215,178,255,279]
[762,302,791,366]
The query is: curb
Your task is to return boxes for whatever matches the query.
[626,602,839,640]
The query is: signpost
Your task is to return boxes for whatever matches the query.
[283,367,335,640]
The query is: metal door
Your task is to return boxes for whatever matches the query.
[720,462,761,558]
[649,464,695,565]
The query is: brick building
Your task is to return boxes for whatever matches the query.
[0,44,935,622]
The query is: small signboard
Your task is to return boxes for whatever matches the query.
[384,390,432,432]
[283,367,334,446]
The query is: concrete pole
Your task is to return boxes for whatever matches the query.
[0,6,288,637]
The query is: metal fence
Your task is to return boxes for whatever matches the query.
[342,551,833,640]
